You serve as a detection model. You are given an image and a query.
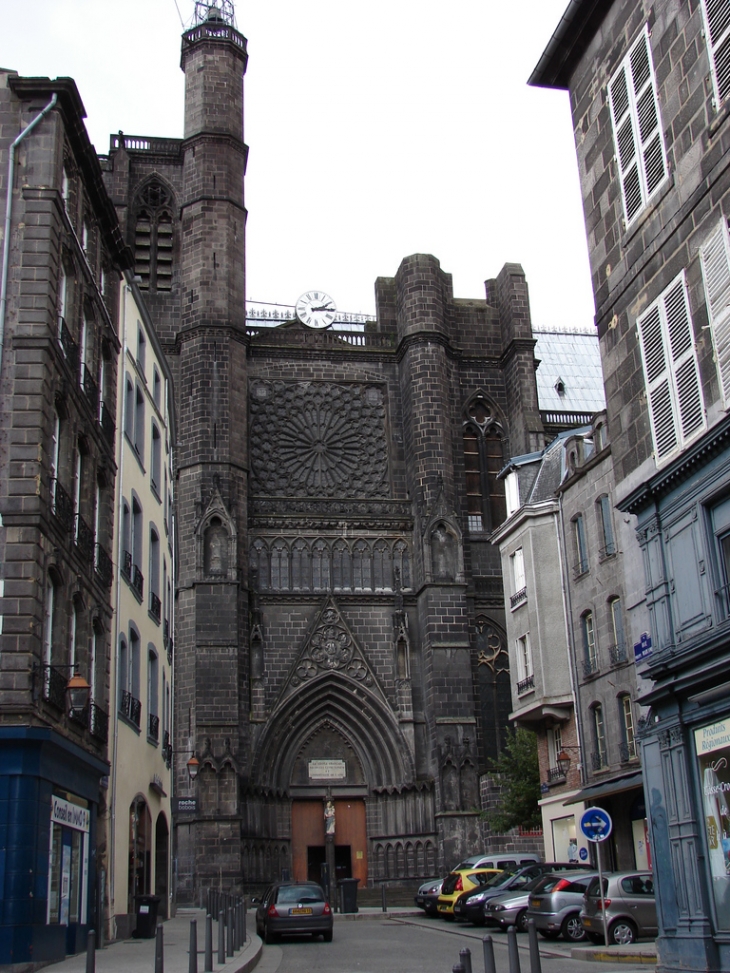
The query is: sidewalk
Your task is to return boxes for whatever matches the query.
[41,909,261,973]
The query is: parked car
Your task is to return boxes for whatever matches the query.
[526,871,598,942]
[455,863,589,925]
[455,853,541,871]
[580,872,657,945]
[437,868,502,919]
[414,877,444,916]
[253,881,333,943]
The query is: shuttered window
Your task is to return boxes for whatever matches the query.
[701,0,730,109]
[637,272,705,463]
[608,26,668,227]
[700,219,730,407]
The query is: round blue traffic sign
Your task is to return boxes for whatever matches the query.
[579,847,588,861]
[580,806,613,842]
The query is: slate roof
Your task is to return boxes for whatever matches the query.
[534,328,606,414]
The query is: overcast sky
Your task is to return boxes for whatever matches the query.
[2,0,596,329]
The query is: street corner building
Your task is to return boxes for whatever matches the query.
[531,0,730,970]
[97,4,561,901]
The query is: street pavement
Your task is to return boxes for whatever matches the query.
[39,907,657,973]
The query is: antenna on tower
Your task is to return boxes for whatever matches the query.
[192,0,236,27]
[172,0,185,28]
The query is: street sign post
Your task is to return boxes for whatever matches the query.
[579,807,613,942]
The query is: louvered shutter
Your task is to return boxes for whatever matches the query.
[702,0,730,108]
[637,273,705,462]
[700,220,730,405]
[609,27,667,226]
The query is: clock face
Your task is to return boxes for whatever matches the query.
[295,291,337,329]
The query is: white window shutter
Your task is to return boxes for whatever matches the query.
[700,220,730,406]
[609,66,643,223]
[701,0,730,108]
[638,304,678,460]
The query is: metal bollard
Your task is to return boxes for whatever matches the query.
[204,914,213,973]
[155,923,164,973]
[85,929,96,973]
[226,906,234,957]
[452,965,465,973]
[507,925,522,973]
[483,936,497,973]
[242,897,247,943]
[217,911,225,965]
[189,919,198,973]
[527,920,542,973]
[459,948,472,973]
[381,884,387,912]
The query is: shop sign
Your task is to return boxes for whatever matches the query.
[694,716,730,929]
[174,797,198,814]
[308,759,346,780]
[51,796,90,832]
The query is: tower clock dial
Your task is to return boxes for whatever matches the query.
[295,291,337,329]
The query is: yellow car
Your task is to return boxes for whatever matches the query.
[437,868,502,919]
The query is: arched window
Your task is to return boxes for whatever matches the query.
[619,693,637,761]
[573,513,588,576]
[149,528,160,621]
[591,703,608,770]
[312,540,330,591]
[133,180,175,292]
[608,596,626,664]
[462,397,507,533]
[596,494,616,558]
[353,540,371,590]
[291,540,309,590]
[333,541,351,590]
[151,423,161,492]
[250,540,269,590]
[373,540,392,590]
[581,610,598,676]
[270,540,289,590]
[148,647,159,742]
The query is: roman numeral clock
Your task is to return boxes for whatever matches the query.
[296,291,337,329]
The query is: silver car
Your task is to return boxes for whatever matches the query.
[484,876,551,932]
[414,877,443,916]
[526,871,598,942]
[580,872,657,945]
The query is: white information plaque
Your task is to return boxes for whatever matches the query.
[308,759,346,780]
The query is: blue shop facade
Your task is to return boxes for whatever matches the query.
[0,727,107,965]
[622,417,730,972]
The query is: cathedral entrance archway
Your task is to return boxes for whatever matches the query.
[291,799,367,887]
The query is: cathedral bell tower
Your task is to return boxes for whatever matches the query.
[175,0,249,900]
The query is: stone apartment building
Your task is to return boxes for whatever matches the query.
[0,74,130,963]
[532,0,730,968]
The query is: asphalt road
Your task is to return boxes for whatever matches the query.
[252,913,654,973]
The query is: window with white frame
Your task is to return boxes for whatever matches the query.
[582,611,598,674]
[637,271,705,463]
[505,471,519,518]
[700,0,730,111]
[700,218,730,408]
[621,694,637,760]
[608,25,668,227]
[512,547,525,593]
[592,704,608,769]
[597,494,616,557]
[516,633,533,691]
[548,725,563,770]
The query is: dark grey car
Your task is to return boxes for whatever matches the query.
[580,872,657,944]
[253,881,333,943]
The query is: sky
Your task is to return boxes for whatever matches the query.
[1,0,596,329]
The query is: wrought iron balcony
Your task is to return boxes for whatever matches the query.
[583,656,600,678]
[58,316,78,371]
[132,565,144,600]
[608,641,628,666]
[148,713,160,742]
[42,664,68,710]
[95,543,113,588]
[163,730,172,765]
[619,741,638,762]
[83,365,99,413]
[121,550,132,581]
[149,592,161,623]
[52,478,75,532]
[100,402,115,447]
[89,700,109,743]
[68,702,89,729]
[510,587,527,609]
[599,541,617,560]
[547,764,566,782]
[517,673,535,695]
[572,556,589,580]
[163,619,170,647]
[591,750,608,772]
[75,514,95,562]
[120,690,141,729]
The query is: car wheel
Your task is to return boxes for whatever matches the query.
[561,913,587,942]
[587,932,604,945]
[516,909,528,933]
[264,924,278,945]
[322,930,333,943]
[609,919,637,946]
[539,930,560,940]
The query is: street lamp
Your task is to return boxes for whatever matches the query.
[66,671,91,717]
[187,756,200,781]
[556,750,571,776]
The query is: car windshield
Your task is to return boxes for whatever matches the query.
[485,869,518,888]
[276,885,324,904]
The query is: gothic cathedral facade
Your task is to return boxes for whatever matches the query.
[101,7,547,898]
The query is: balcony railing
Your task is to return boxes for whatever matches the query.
[547,764,566,782]
[608,641,628,666]
[100,402,115,447]
[619,741,638,762]
[591,750,608,772]
[572,557,589,580]
[120,690,141,728]
[89,700,109,743]
[132,565,144,600]
[583,656,599,678]
[163,730,172,766]
[510,587,527,609]
[58,316,78,371]
[52,478,75,532]
[68,702,89,729]
[42,664,68,710]
[121,549,132,581]
[599,541,617,560]
[75,514,95,562]
[148,713,160,742]
[517,673,535,695]
[95,543,113,588]
[83,365,99,413]
[149,592,161,623]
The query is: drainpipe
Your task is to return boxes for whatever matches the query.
[557,494,587,783]
[0,93,58,375]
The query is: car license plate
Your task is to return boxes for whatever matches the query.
[531,899,541,908]
[290,907,312,915]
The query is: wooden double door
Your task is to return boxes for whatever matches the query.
[291,799,367,888]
